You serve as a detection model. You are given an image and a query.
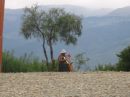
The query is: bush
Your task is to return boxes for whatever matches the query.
[96,46,130,72]
[2,51,58,72]
[73,52,89,71]
[116,46,130,71]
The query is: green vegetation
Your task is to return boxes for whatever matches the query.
[96,46,130,71]
[4,4,130,72]
[116,46,130,71]
[3,4,83,72]
[21,4,82,68]
[3,46,130,72]
[2,51,58,72]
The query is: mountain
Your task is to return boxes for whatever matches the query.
[108,6,130,16]
[42,5,112,17]
[83,16,130,67]
[3,5,130,69]
[38,5,112,17]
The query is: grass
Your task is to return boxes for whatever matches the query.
[2,51,58,72]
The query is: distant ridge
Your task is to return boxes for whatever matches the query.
[4,5,130,68]
[5,4,112,17]
[108,6,130,16]
[39,5,112,17]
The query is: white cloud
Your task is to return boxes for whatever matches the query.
[5,0,130,9]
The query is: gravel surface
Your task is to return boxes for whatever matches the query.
[0,72,130,97]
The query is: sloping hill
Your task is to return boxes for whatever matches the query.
[108,6,130,16]
[3,5,130,69]
[83,16,130,66]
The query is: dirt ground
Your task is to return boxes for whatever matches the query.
[0,72,130,97]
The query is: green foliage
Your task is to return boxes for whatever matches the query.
[21,4,82,66]
[2,51,59,72]
[95,46,130,71]
[95,64,116,71]
[58,13,82,45]
[47,60,59,72]
[116,46,130,71]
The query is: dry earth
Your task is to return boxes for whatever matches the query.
[0,72,130,97]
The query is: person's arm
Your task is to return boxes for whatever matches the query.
[65,54,71,63]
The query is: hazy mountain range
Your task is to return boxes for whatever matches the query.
[108,6,130,16]
[3,5,130,69]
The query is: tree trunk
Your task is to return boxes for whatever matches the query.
[42,41,49,70]
[49,40,54,65]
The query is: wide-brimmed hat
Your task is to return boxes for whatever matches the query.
[60,49,67,54]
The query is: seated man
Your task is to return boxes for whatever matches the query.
[58,49,73,72]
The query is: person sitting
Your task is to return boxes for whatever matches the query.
[58,49,73,72]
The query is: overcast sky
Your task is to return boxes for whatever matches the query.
[5,0,130,9]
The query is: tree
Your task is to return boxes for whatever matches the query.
[116,46,130,71]
[74,52,89,71]
[21,4,82,67]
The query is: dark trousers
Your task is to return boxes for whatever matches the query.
[59,63,68,72]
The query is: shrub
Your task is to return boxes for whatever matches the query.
[116,46,130,71]
[2,51,49,72]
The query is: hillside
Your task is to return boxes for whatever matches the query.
[3,5,130,69]
[0,72,130,97]
[108,6,130,16]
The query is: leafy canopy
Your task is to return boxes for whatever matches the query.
[116,46,130,71]
[21,5,82,45]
